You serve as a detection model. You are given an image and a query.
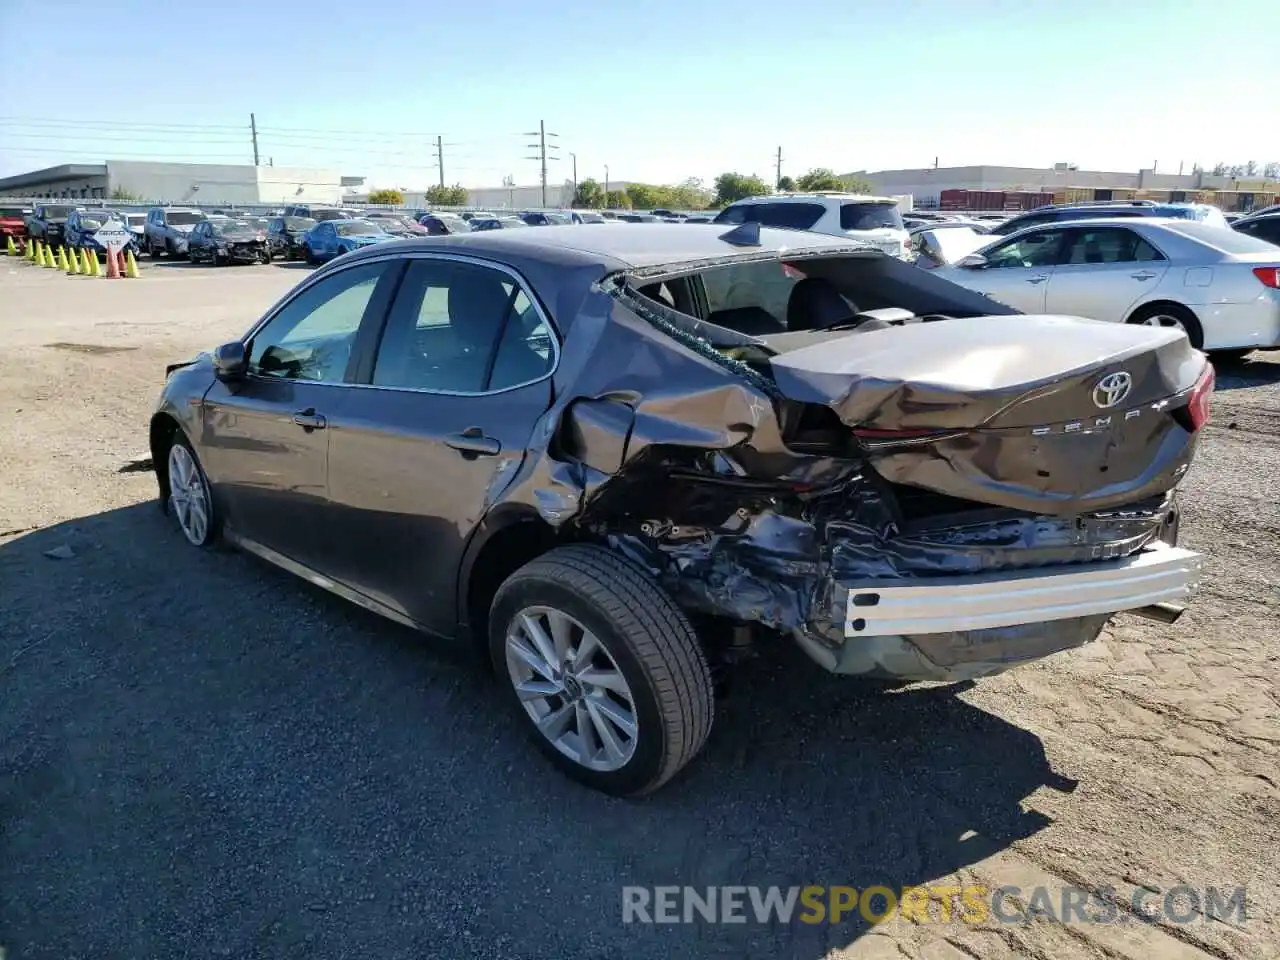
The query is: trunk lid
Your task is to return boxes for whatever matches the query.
[767,314,1208,515]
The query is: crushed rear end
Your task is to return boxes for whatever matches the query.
[511,245,1211,682]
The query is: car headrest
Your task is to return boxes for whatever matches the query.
[786,278,858,331]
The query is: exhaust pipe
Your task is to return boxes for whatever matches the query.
[1127,602,1186,624]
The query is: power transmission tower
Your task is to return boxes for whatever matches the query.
[775,145,783,188]
[433,135,444,188]
[250,113,260,166]
[523,120,559,207]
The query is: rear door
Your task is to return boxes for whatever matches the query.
[1045,226,1169,322]
[943,229,1066,312]
[322,255,557,635]
[199,258,402,570]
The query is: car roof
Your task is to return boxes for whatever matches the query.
[730,192,898,205]
[1004,215,1189,231]
[366,221,871,271]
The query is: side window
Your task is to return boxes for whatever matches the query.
[744,203,825,230]
[248,261,389,382]
[372,260,551,393]
[714,205,747,225]
[985,231,1063,269]
[1236,219,1280,245]
[1062,228,1164,265]
[701,259,797,331]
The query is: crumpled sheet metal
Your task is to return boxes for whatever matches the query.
[489,280,1179,681]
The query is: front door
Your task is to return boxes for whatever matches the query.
[948,229,1066,313]
[199,258,401,570]
[323,256,557,635]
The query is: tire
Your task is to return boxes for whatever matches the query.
[1127,302,1204,349]
[259,248,271,265]
[211,248,224,267]
[489,543,714,797]
[305,246,318,265]
[164,432,219,548]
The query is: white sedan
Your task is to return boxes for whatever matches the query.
[932,217,1280,357]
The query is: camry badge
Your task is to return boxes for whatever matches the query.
[1093,372,1133,409]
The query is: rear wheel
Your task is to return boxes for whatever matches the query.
[489,544,714,796]
[1127,302,1204,349]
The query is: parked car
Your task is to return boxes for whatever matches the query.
[64,209,139,257]
[364,214,427,237]
[569,211,607,224]
[266,216,316,260]
[931,217,1280,358]
[650,209,686,220]
[469,217,529,231]
[459,211,495,222]
[148,223,1207,796]
[187,217,271,265]
[617,213,660,222]
[25,203,81,248]
[1230,211,1280,247]
[520,211,572,226]
[419,214,471,235]
[143,207,207,258]
[0,205,31,243]
[988,200,1230,237]
[119,212,147,250]
[282,205,348,223]
[908,223,990,269]
[713,193,911,258]
[303,219,398,263]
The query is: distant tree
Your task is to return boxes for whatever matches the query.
[426,184,469,206]
[667,177,712,211]
[625,183,663,209]
[711,172,771,207]
[574,177,605,209]
[604,189,631,210]
[1211,162,1227,176]
[1264,162,1280,179]
[842,175,875,193]
[776,175,796,192]
[1244,160,1259,177]
[368,188,404,205]
[795,167,846,192]
[109,186,142,201]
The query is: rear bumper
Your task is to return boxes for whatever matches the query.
[1194,297,1280,350]
[795,543,1202,681]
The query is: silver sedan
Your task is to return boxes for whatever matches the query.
[932,216,1280,357]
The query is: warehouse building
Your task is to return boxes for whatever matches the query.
[0,161,363,204]
[847,164,1280,212]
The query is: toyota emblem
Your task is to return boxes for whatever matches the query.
[1093,371,1133,409]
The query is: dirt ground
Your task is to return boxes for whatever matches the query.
[1,255,1277,960]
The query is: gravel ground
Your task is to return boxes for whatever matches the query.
[1,256,1278,960]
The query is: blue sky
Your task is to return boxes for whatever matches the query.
[1,0,1276,189]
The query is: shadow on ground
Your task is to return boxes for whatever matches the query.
[1212,350,1280,391]
[0,504,1067,959]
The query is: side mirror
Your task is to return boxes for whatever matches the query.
[957,253,988,269]
[213,341,248,381]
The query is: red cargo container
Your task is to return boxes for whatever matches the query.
[970,190,1005,211]
[939,189,970,210]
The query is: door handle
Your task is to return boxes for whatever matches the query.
[1131,270,1157,281]
[292,408,326,430]
[1025,274,1049,284]
[445,427,501,458]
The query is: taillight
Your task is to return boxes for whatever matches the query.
[1252,266,1280,289]
[1187,364,1215,431]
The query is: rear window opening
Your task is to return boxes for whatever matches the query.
[840,203,904,231]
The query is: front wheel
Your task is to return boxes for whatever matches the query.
[165,433,218,547]
[490,544,714,797]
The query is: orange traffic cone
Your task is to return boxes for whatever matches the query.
[105,248,121,279]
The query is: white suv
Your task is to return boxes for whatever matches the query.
[713,192,910,258]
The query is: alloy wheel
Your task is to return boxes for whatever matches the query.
[167,443,210,545]
[504,605,639,772]
[1140,314,1186,333]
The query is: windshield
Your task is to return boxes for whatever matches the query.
[42,205,75,218]
[283,216,315,230]
[840,202,905,231]
[166,211,204,225]
[1166,222,1280,254]
[79,216,109,229]
[234,218,268,229]
[311,209,346,222]
[124,214,146,226]
[337,220,384,236]
[0,208,27,218]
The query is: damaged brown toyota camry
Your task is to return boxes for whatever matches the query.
[149,222,1211,796]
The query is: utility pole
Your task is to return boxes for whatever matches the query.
[570,152,577,202]
[250,113,260,166]
[434,135,445,188]
[604,164,610,199]
[775,145,783,188]
[523,120,559,208]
